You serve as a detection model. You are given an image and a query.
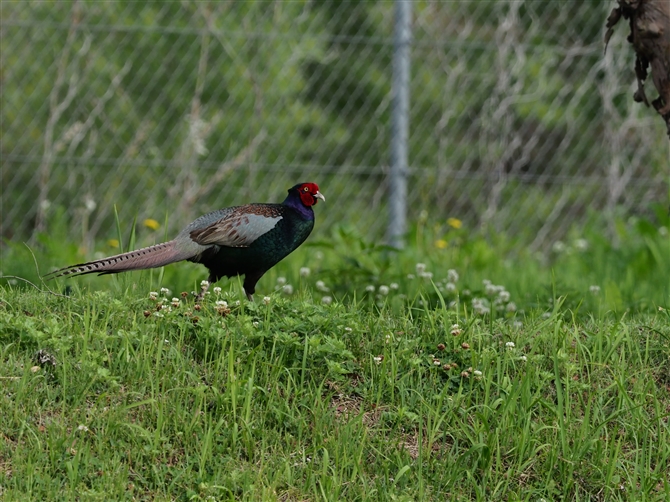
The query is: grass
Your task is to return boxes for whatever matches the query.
[1,215,669,500]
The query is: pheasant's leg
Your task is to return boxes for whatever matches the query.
[243,271,265,302]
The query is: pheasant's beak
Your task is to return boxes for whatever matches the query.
[315,191,325,203]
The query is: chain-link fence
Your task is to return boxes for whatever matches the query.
[2,1,668,254]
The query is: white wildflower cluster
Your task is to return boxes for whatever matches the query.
[472,297,491,315]
[450,324,462,336]
[315,280,329,292]
[171,297,181,308]
[589,285,601,295]
[415,263,433,280]
[262,296,271,305]
[160,287,171,296]
[215,300,230,316]
[553,238,590,254]
[277,276,294,295]
[482,279,516,313]
[321,296,332,305]
[213,286,222,295]
[574,239,589,251]
[300,267,311,278]
[378,285,390,296]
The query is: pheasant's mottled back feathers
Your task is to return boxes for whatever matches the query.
[188,204,284,247]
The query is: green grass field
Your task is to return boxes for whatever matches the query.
[1,217,669,500]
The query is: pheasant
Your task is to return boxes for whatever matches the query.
[45,183,324,300]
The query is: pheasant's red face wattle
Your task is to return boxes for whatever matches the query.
[298,182,325,207]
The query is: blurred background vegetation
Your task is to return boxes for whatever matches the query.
[1,1,668,307]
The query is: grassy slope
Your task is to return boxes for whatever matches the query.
[1,284,669,501]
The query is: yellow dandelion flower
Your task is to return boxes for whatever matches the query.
[107,239,120,248]
[447,217,462,229]
[143,218,160,230]
[435,239,448,249]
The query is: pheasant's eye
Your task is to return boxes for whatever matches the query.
[303,186,309,192]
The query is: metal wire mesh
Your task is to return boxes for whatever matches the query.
[2,1,668,253]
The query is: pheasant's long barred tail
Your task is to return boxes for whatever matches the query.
[45,241,181,278]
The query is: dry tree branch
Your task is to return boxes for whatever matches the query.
[605,0,670,138]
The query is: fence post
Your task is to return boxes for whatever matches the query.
[388,0,412,249]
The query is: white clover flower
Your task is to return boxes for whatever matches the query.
[373,356,383,364]
[385,333,391,343]
[282,284,293,295]
[447,269,459,283]
[171,298,180,308]
[200,280,209,287]
[160,287,170,295]
[505,341,515,349]
[253,321,259,327]
[473,370,482,377]
[406,274,415,279]
[234,300,241,306]
[552,241,566,253]
[420,271,433,280]
[415,263,426,274]
[344,327,353,333]
[498,290,511,302]
[472,298,490,315]
[433,359,441,366]
[541,312,551,319]
[506,302,517,312]
[84,196,96,212]
[77,424,89,432]
[263,296,271,305]
[321,296,332,305]
[519,355,527,362]
[513,320,523,329]
[299,267,311,277]
[659,226,668,236]
[149,291,158,300]
[216,300,228,308]
[390,283,399,290]
[485,283,497,296]
[450,324,462,336]
[315,280,329,292]
[574,239,588,251]
[276,276,287,286]
[378,285,390,296]
[365,285,375,293]
[153,312,164,318]
[589,285,601,295]
[482,279,492,286]
[445,282,456,292]
[213,286,222,295]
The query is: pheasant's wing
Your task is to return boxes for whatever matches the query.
[186,204,284,248]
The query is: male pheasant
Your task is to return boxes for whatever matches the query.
[45,183,325,300]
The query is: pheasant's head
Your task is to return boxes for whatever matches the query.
[291,182,325,207]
